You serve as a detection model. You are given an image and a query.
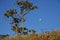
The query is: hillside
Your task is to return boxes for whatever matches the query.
[2,30,60,40]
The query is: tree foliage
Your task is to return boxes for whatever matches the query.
[4,0,38,36]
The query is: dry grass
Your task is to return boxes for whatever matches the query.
[3,30,60,40]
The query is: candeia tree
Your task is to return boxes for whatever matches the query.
[4,0,38,36]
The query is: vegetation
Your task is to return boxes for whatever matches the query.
[2,30,60,40]
[0,0,60,40]
[4,0,37,36]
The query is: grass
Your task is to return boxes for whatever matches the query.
[2,30,60,40]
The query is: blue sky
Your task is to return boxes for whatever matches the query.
[0,0,60,35]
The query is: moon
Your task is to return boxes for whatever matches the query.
[39,18,42,21]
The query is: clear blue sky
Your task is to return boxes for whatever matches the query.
[0,0,60,35]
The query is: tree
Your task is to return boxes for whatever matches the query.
[4,0,38,36]
[29,30,36,34]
